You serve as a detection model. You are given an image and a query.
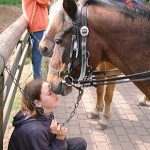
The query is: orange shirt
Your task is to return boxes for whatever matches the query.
[22,0,49,32]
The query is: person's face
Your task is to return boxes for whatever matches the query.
[35,82,59,114]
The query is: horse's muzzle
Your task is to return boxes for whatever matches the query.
[39,46,53,57]
[53,80,72,96]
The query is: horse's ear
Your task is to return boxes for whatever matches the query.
[63,0,77,19]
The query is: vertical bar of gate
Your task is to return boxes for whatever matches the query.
[0,73,4,150]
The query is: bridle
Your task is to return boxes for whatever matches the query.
[47,2,92,86]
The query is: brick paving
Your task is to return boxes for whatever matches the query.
[54,82,150,150]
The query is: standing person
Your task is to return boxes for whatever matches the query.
[22,0,50,79]
[8,79,87,150]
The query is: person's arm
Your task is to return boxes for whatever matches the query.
[50,119,68,150]
[25,129,67,150]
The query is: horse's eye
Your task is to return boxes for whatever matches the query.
[55,38,62,45]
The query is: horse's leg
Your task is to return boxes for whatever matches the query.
[88,85,105,119]
[96,83,115,130]
[88,63,106,119]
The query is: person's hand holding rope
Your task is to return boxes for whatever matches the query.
[50,119,68,140]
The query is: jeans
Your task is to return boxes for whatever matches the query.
[66,137,87,150]
[30,31,44,79]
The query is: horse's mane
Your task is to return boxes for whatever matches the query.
[86,0,150,20]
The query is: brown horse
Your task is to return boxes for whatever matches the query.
[40,0,122,129]
[39,0,150,128]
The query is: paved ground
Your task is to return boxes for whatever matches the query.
[54,82,150,150]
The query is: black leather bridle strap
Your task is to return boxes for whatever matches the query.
[79,4,89,80]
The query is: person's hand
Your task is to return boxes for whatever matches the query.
[50,119,68,140]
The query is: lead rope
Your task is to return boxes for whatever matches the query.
[61,86,84,126]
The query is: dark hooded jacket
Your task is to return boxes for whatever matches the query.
[8,111,67,150]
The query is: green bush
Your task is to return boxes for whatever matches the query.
[0,0,21,5]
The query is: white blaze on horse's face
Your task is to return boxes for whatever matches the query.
[39,0,65,57]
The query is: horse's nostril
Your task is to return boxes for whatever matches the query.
[43,47,48,53]
[42,47,49,57]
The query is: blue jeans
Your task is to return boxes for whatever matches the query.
[30,31,44,79]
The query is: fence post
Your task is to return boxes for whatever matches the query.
[0,74,4,150]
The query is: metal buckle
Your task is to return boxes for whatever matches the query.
[64,75,73,86]
[80,26,89,36]
[72,35,76,41]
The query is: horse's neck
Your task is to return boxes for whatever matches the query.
[88,3,150,36]
[87,4,150,71]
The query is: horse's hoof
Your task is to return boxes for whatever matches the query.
[97,117,108,130]
[88,113,99,119]
[137,102,148,107]
[95,123,107,130]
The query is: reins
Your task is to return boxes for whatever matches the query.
[73,70,150,87]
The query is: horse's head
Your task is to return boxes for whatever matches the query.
[39,0,78,57]
[41,0,80,95]
[39,1,63,57]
